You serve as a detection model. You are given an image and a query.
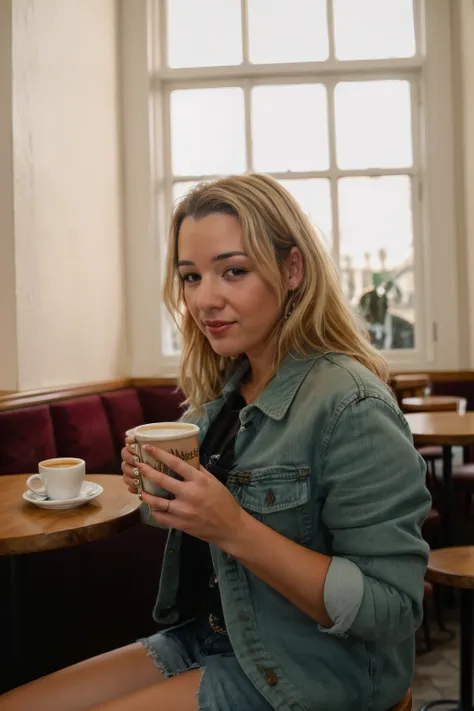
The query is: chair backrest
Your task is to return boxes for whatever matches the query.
[389,689,412,711]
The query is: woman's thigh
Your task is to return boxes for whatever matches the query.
[142,619,274,711]
[0,642,163,711]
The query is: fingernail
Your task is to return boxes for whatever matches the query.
[143,445,152,452]
[133,456,139,465]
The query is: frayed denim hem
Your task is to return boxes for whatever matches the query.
[138,638,203,680]
[138,637,173,678]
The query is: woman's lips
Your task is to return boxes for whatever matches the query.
[204,321,235,335]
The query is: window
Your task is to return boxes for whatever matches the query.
[142,0,457,371]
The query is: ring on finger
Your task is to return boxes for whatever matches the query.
[155,499,171,514]
[133,478,140,487]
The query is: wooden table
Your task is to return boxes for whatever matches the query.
[422,547,474,711]
[0,475,141,691]
[402,396,467,414]
[405,412,474,547]
[0,474,141,555]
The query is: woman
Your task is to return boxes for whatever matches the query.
[1,174,430,711]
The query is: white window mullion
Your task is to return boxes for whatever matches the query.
[241,0,249,65]
[166,167,417,188]
[244,80,253,172]
[161,85,173,227]
[326,80,340,269]
[153,57,423,84]
[327,0,336,61]
[413,0,425,58]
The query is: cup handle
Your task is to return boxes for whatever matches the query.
[26,474,46,496]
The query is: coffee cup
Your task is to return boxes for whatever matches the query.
[27,458,86,500]
[132,422,200,499]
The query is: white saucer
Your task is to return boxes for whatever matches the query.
[23,481,103,510]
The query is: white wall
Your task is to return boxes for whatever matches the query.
[456,0,474,366]
[0,0,18,391]
[5,0,127,390]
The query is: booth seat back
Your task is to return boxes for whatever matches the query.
[0,386,184,475]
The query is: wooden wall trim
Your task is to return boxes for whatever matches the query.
[131,377,178,387]
[0,379,132,412]
[1,370,474,413]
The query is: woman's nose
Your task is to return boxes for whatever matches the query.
[194,276,224,311]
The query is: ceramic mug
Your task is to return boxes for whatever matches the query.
[27,458,86,500]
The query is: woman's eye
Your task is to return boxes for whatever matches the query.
[225,268,247,278]
[181,273,200,284]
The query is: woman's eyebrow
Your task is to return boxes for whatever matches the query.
[177,251,248,268]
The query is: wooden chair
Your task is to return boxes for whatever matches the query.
[392,373,431,405]
[389,689,412,711]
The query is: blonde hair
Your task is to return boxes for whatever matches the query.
[163,173,389,411]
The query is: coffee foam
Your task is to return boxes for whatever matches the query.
[41,459,82,468]
[134,422,199,442]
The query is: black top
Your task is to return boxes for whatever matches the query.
[177,390,247,628]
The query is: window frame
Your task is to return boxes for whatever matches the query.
[122,0,459,376]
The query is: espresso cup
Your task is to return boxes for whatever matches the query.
[27,458,86,500]
[133,422,200,499]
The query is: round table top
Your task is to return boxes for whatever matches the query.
[402,395,467,414]
[426,547,474,589]
[392,373,430,390]
[0,475,141,556]
[405,411,474,446]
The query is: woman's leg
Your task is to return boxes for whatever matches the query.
[90,669,203,711]
[0,642,163,711]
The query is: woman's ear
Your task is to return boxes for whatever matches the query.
[285,247,304,290]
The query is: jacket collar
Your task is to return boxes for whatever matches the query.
[223,350,325,422]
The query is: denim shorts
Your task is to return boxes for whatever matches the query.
[139,616,274,711]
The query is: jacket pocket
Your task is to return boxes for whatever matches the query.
[228,466,312,544]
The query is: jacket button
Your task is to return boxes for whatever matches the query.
[265,489,276,506]
[264,668,278,686]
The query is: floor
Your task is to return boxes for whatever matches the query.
[413,614,461,709]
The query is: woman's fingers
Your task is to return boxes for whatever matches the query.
[121,445,139,467]
[138,462,182,496]
[142,445,198,481]
[121,437,140,495]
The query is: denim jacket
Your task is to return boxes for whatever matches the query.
[153,352,431,711]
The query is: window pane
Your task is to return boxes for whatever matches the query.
[252,85,329,172]
[247,0,328,64]
[279,179,332,248]
[333,0,415,60]
[335,81,412,169]
[173,181,199,204]
[170,88,245,175]
[339,176,415,350]
[166,0,242,68]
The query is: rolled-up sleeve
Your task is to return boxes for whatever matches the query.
[319,394,431,643]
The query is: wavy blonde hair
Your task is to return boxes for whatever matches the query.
[164,173,388,411]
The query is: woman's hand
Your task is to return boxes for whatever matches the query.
[120,436,141,495]
[138,445,248,548]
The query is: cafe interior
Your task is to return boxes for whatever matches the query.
[1,1,474,708]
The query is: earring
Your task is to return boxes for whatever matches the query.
[284,290,296,320]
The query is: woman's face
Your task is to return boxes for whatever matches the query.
[177,213,285,359]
